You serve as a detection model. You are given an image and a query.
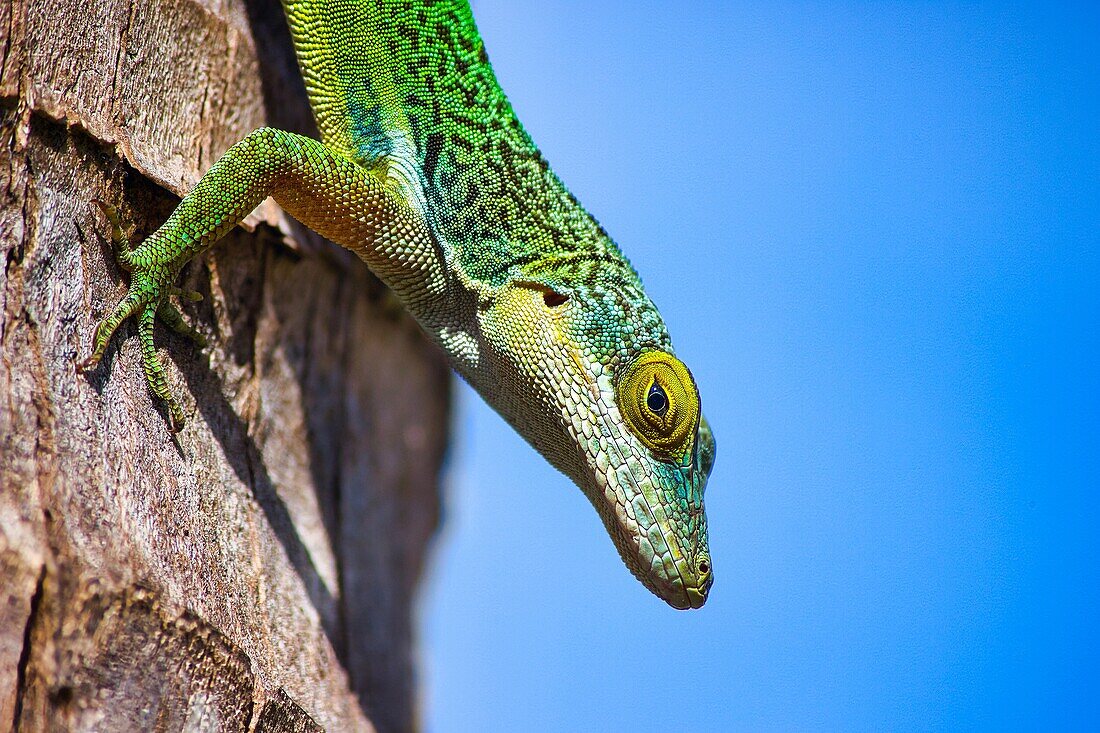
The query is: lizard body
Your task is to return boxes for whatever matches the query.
[81,0,715,609]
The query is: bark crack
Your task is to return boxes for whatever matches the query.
[11,564,46,733]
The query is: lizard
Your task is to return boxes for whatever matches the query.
[78,0,716,610]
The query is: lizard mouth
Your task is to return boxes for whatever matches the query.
[667,555,713,610]
[685,583,709,609]
[660,584,707,610]
[656,568,711,610]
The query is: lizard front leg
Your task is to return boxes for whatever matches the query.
[80,127,443,431]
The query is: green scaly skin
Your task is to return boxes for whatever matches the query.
[80,0,715,609]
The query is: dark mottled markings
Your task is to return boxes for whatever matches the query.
[350,1,636,288]
[306,1,668,347]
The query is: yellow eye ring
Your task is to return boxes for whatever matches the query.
[616,351,700,460]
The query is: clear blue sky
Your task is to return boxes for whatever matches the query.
[421,2,1098,731]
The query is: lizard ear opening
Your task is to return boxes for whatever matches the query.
[543,289,569,308]
[513,280,569,308]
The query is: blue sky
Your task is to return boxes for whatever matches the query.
[421,2,1099,731]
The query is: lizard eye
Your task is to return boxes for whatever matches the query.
[616,351,700,460]
[646,383,669,416]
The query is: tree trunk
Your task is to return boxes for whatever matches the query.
[0,0,450,731]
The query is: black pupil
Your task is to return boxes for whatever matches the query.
[646,383,669,415]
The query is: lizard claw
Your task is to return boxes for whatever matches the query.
[77,290,145,372]
[157,300,207,348]
[81,202,195,432]
[169,286,204,302]
[92,199,135,272]
[138,304,187,432]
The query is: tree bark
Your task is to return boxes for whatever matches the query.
[0,0,450,731]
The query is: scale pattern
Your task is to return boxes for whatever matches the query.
[287,0,638,289]
[81,0,716,609]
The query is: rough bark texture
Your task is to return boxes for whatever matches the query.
[0,0,451,731]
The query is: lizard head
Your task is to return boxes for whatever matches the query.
[478,277,716,610]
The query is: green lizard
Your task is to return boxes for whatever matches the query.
[79,0,715,610]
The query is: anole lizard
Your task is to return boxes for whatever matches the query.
[79,0,715,609]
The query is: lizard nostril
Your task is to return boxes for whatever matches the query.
[698,559,710,575]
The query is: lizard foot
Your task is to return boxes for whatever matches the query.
[78,203,205,433]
